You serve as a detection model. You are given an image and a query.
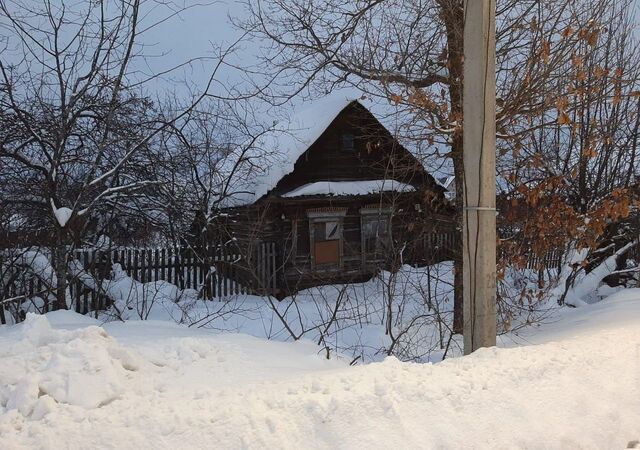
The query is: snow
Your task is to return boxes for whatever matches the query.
[100,263,194,321]
[1,287,639,449]
[438,175,456,199]
[282,179,416,198]
[95,263,459,362]
[223,94,364,207]
[3,249,57,287]
[565,242,637,306]
[0,313,138,414]
[52,205,73,227]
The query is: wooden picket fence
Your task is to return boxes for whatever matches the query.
[413,230,460,264]
[0,242,279,324]
[414,231,565,274]
[70,242,277,297]
[524,248,564,273]
[0,257,55,325]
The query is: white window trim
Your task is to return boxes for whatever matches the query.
[307,210,346,271]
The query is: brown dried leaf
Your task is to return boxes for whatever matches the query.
[540,40,551,64]
[558,112,572,125]
[389,94,402,104]
[594,66,609,79]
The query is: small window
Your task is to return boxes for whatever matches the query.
[341,132,355,151]
[313,221,340,242]
[307,209,347,270]
[311,220,342,268]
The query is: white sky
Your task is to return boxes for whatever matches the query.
[135,1,250,97]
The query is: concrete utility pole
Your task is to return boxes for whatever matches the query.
[462,0,497,354]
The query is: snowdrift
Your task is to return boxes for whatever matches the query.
[1,290,639,449]
[0,313,138,416]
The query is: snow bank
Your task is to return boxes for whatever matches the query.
[282,179,415,198]
[96,261,559,363]
[0,313,138,417]
[100,263,198,322]
[5,249,57,285]
[0,290,639,449]
[565,242,636,306]
[99,263,457,363]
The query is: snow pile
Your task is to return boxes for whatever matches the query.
[0,291,639,449]
[282,179,416,198]
[100,263,198,322]
[564,242,637,306]
[98,263,457,362]
[5,249,57,285]
[95,262,560,363]
[0,313,138,417]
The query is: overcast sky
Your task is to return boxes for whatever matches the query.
[135,1,255,98]
[138,0,640,106]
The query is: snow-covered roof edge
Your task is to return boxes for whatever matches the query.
[222,95,362,207]
[281,180,416,198]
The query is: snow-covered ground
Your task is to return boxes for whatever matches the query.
[1,289,639,449]
[97,263,463,363]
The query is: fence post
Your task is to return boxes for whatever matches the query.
[154,248,160,283]
[168,247,174,285]
[147,248,153,283]
[185,247,192,289]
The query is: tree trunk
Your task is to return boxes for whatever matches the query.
[441,0,465,334]
[54,228,68,311]
[452,134,465,335]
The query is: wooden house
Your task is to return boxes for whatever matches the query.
[206,96,457,297]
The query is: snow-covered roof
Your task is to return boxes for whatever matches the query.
[281,180,415,198]
[222,95,363,207]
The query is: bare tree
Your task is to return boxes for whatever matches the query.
[0,0,233,309]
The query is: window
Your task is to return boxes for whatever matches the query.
[341,132,355,151]
[312,221,341,266]
[307,208,347,270]
[314,221,340,241]
[361,209,392,262]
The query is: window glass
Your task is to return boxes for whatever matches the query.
[341,132,355,151]
[325,221,340,239]
[314,220,340,241]
[362,214,391,256]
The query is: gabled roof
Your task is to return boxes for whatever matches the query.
[222,95,362,207]
[220,94,439,208]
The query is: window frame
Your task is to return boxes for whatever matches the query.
[360,207,394,265]
[341,131,355,152]
[307,209,347,271]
